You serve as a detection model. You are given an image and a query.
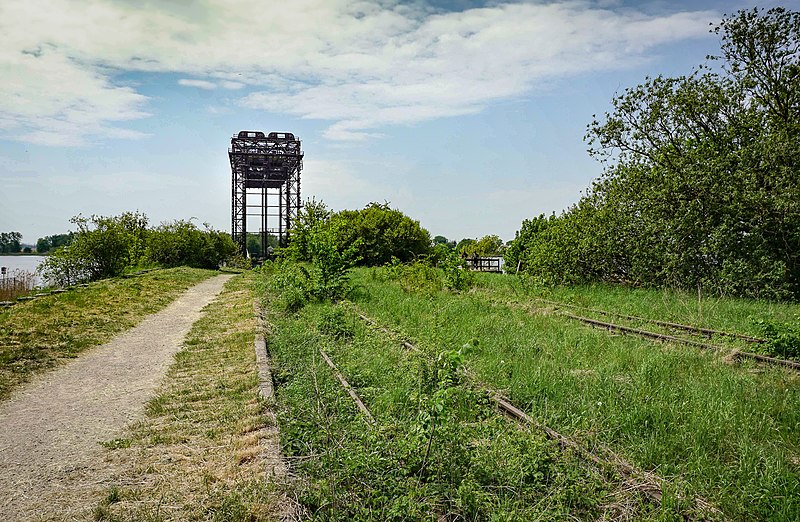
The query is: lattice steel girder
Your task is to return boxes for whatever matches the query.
[230,131,303,256]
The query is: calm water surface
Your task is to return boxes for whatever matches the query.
[0,255,48,285]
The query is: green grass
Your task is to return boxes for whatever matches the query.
[0,267,215,400]
[349,267,800,521]
[472,272,800,341]
[96,273,281,521]
[259,273,700,520]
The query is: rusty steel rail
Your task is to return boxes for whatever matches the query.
[352,306,722,519]
[561,312,800,372]
[535,298,766,344]
[319,349,375,424]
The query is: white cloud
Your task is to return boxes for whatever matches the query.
[0,0,717,145]
[220,81,244,90]
[301,158,378,208]
[178,78,217,90]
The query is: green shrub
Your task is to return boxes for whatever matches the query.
[147,220,236,269]
[39,212,148,284]
[317,307,354,340]
[753,316,800,359]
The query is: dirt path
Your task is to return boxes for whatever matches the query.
[0,274,234,521]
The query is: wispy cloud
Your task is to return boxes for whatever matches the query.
[178,78,217,90]
[0,0,717,145]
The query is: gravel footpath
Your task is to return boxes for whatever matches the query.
[0,274,234,521]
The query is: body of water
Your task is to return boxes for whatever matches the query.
[0,255,48,286]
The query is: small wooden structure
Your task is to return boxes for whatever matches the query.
[465,256,504,273]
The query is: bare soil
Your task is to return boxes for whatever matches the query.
[0,274,234,521]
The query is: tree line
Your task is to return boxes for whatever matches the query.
[505,8,800,300]
[0,232,23,254]
[40,212,238,286]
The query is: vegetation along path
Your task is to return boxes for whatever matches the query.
[0,273,233,520]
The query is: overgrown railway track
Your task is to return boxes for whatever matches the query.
[350,306,723,520]
[534,298,767,343]
[526,299,800,372]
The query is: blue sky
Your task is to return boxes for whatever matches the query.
[0,0,793,245]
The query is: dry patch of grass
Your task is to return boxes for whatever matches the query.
[0,267,215,400]
[96,274,287,521]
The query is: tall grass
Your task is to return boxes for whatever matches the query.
[261,289,680,520]
[350,267,800,520]
[0,269,36,301]
[473,273,800,339]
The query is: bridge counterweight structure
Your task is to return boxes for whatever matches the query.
[229,130,303,258]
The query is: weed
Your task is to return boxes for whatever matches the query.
[317,307,354,340]
[260,286,655,519]
[753,316,800,359]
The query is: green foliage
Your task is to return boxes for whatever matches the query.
[398,261,443,294]
[348,268,800,519]
[439,248,474,291]
[433,235,456,249]
[264,299,608,520]
[265,199,356,311]
[307,222,353,301]
[503,214,550,274]
[753,317,800,359]
[263,261,314,312]
[0,232,22,253]
[147,220,236,270]
[455,238,475,254]
[246,231,278,258]
[459,234,504,257]
[284,197,333,261]
[513,7,800,300]
[35,233,73,253]
[383,249,474,295]
[38,212,237,286]
[328,202,431,266]
[261,230,353,312]
[39,212,149,284]
[317,307,355,340]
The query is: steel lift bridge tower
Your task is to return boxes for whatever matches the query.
[229,130,303,257]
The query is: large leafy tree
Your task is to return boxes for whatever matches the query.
[514,7,800,299]
[328,202,431,265]
[460,235,505,257]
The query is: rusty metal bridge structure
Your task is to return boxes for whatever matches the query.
[229,130,303,258]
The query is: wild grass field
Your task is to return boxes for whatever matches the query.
[259,280,679,520]
[5,260,796,520]
[336,267,800,520]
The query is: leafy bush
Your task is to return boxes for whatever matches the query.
[147,220,236,269]
[327,202,431,266]
[753,317,800,359]
[459,234,504,257]
[439,248,475,291]
[39,212,238,286]
[264,225,354,312]
[39,212,149,284]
